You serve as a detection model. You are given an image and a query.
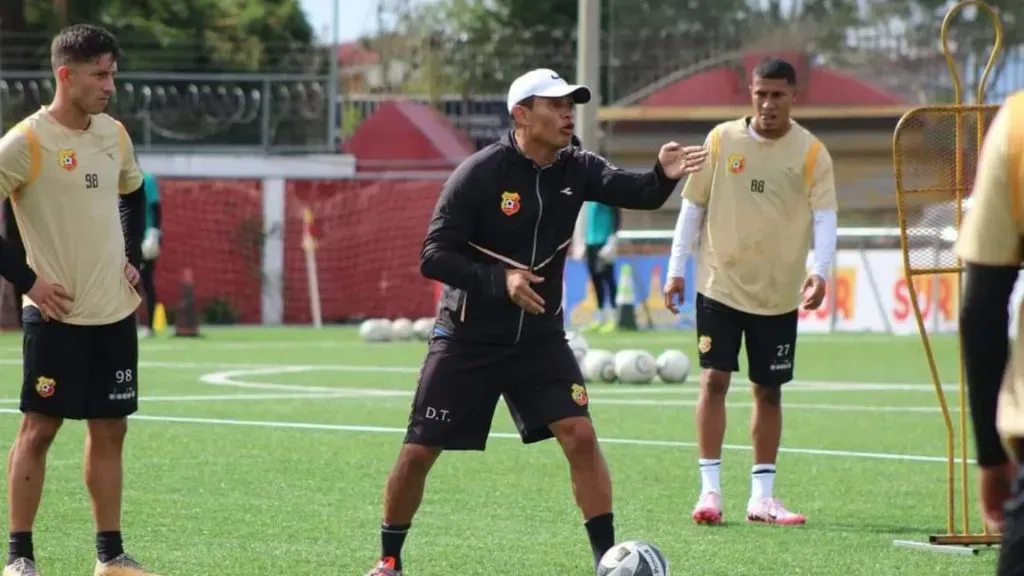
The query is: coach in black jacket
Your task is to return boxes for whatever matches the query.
[363,68,708,576]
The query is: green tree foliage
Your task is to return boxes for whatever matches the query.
[1,0,315,72]
[377,0,867,100]
[862,0,1020,102]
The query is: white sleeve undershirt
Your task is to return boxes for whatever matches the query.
[811,209,838,279]
[667,199,705,279]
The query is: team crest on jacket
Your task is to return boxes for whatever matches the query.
[58,149,77,171]
[726,154,744,174]
[500,191,521,216]
[570,383,588,406]
[35,376,56,398]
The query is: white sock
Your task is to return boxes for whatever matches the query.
[751,464,776,501]
[603,307,615,323]
[698,458,721,495]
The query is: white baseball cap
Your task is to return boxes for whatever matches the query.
[506,68,592,113]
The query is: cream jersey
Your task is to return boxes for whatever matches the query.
[955,91,1024,446]
[681,117,837,315]
[0,108,144,325]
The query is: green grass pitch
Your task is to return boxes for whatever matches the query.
[0,327,1001,575]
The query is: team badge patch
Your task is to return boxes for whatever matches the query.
[570,383,588,406]
[698,335,712,354]
[58,149,77,171]
[35,376,56,398]
[500,191,521,216]
[726,154,744,174]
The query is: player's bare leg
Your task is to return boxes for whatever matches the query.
[86,418,158,575]
[5,414,62,575]
[692,368,730,525]
[746,383,805,525]
[368,444,442,575]
[550,416,615,568]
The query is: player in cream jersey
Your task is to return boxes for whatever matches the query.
[0,25,160,576]
[664,58,838,527]
[6,110,142,323]
[956,90,1024,574]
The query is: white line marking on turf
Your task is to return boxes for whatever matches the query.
[0,408,966,465]
[0,391,962,414]
[0,358,966,393]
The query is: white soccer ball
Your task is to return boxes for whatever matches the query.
[582,349,617,383]
[597,540,670,576]
[359,318,392,342]
[412,317,435,340]
[566,330,589,365]
[656,350,690,384]
[390,317,415,340]
[614,350,657,384]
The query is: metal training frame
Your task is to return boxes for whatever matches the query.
[891,0,1003,556]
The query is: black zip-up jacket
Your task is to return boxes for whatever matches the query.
[420,131,681,345]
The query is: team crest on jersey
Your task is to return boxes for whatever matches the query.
[35,376,56,398]
[726,154,744,174]
[500,191,521,216]
[570,383,588,406]
[698,335,712,354]
[57,149,77,171]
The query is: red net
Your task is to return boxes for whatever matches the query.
[140,176,444,326]
[153,179,264,324]
[283,178,443,323]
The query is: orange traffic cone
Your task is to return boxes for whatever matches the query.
[174,268,200,337]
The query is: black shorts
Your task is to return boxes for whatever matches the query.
[694,292,798,386]
[20,309,139,420]
[404,334,590,451]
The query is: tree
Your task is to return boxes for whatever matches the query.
[861,0,1021,103]
[374,0,868,100]
[1,0,315,72]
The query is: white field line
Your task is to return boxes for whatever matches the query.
[0,357,963,394]
[0,408,968,465]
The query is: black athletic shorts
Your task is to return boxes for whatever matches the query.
[404,333,591,451]
[1000,441,1024,575]
[20,308,139,420]
[694,292,798,386]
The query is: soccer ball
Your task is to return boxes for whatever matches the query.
[566,330,589,365]
[614,350,657,384]
[390,317,415,340]
[656,350,690,384]
[412,317,434,340]
[597,540,670,576]
[359,319,392,342]
[582,349,617,383]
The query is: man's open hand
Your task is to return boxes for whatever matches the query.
[27,277,72,321]
[800,274,826,310]
[658,142,709,179]
[664,276,685,314]
[506,269,545,315]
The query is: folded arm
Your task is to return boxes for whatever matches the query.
[119,183,145,269]
[420,167,506,297]
[0,129,37,293]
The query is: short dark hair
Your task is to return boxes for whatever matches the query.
[753,58,797,86]
[50,24,120,69]
[509,96,535,127]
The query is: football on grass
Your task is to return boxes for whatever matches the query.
[597,540,669,576]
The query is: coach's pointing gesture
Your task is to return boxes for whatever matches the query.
[658,142,709,179]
